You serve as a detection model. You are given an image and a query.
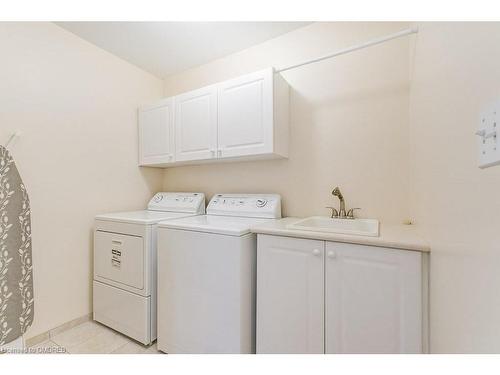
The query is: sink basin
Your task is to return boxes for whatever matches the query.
[287,216,380,237]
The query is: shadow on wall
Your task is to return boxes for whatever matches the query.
[88,228,94,311]
[140,165,164,196]
[162,77,410,224]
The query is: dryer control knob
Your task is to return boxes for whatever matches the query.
[256,199,268,208]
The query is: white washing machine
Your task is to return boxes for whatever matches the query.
[93,192,205,344]
[156,193,282,353]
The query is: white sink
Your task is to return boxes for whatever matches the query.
[287,216,380,237]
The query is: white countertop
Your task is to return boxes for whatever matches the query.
[251,217,430,252]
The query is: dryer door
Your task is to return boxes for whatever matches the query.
[94,231,144,291]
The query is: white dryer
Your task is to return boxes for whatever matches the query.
[93,192,205,344]
[156,193,281,353]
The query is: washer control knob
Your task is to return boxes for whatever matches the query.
[256,199,268,208]
[154,194,163,202]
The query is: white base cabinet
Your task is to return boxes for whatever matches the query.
[256,236,324,354]
[325,242,422,353]
[256,234,427,354]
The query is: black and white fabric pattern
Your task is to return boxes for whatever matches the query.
[0,145,33,346]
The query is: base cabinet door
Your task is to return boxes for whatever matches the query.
[325,242,422,353]
[256,235,324,354]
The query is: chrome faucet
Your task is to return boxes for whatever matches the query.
[326,187,361,219]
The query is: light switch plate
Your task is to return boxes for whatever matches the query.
[477,103,500,168]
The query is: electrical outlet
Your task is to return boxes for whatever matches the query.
[477,103,500,168]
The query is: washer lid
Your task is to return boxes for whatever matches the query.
[158,215,275,236]
[95,210,199,225]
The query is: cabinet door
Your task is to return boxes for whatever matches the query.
[217,68,273,159]
[325,242,422,353]
[138,99,174,165]
[256,235,324,354]
[175,85,218,162]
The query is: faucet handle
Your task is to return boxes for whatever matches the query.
[325,206,339,218]
[346,208,361,219]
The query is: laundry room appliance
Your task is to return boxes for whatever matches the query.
[156,193,282,353]
[93,192,205,345]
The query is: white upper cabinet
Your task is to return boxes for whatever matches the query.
[138,99,174,165]
[138,68,289,167]
[325,242,422,354]
[256,235,324,354]
[218,69,273,158]
[174,85,218,162]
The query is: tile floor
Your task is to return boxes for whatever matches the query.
[27,321,162,354]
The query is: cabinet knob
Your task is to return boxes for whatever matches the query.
[218,150,222,157]
[312,249,321,256]
[210,149,216,157]
[327,251,336,259]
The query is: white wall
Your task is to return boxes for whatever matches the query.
[7,21,497,353]
[162,22,412,223]
[409,23,500,353]
[0,23,164,339]
[161,21,500,353]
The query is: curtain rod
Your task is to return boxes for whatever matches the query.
[275,27,418,74]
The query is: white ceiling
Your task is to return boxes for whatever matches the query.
[56,22,310,78]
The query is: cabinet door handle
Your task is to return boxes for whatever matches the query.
[312,249,321,256]
[327,251,336,259]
